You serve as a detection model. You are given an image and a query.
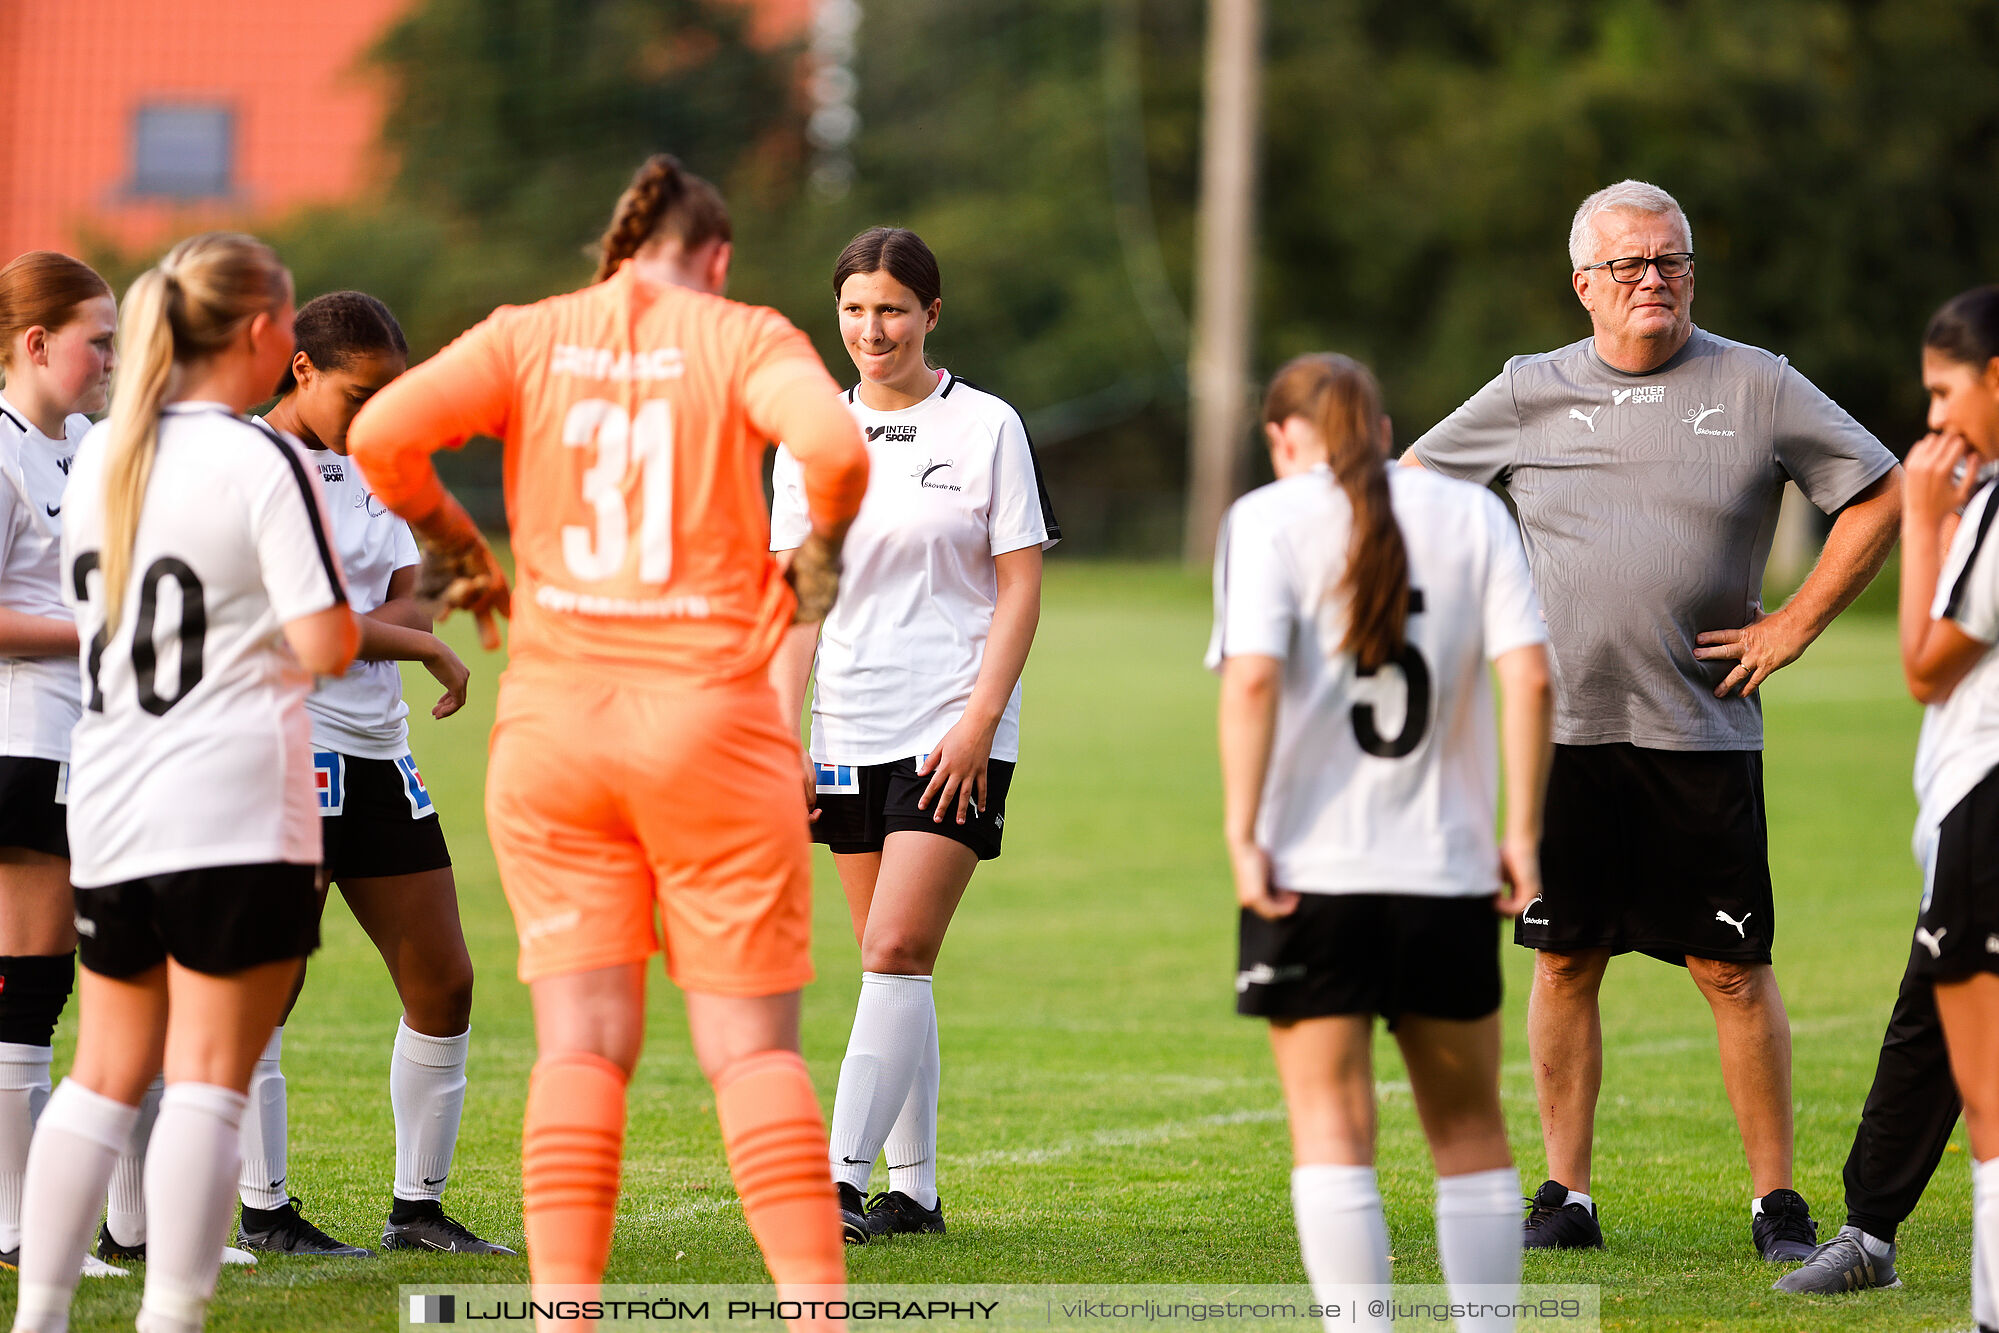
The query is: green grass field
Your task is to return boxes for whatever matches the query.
[24,561,1976,1332]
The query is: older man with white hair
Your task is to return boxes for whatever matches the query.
[1404,180,1903,1260]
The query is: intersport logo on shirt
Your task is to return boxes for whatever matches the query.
[914,460,961,491]
[1612,386,1664,405]
[866,425,918,443]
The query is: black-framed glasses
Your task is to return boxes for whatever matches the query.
[1579,252,1694,283]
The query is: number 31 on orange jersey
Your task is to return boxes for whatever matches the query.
[562,397,674,584]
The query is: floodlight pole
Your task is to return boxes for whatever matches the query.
[1182,0,1263,567]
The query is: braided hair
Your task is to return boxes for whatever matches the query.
[594,155,732,283]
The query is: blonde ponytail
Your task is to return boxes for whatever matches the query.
[99,233,290,633]
[98,267,177,634]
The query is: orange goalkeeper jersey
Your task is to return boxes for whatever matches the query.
[350,262,865,683]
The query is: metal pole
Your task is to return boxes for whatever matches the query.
[1182,0,1262,567]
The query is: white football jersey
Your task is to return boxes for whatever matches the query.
[0,392,87,762]
[273,426,419,760]
[1913,476,1999,864]
[1206,465,1546,897]
[770,370,1059,765]
[61,403,348,886]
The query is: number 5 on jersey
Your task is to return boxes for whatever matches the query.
[1351,588,1429,759]
[563,398,673,583]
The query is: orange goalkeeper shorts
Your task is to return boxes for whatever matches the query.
[485,661,814,993]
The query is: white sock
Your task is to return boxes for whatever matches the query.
[0,1041,52,1252]
[1562,1187,1594,1215]
[237,1027,287,1210]
[828,973,933,1193]
[12,1080,138,1333]
[138,1083,246,1333]
[105,1075,164,1247]
[1975,1158,1999,1331]
[1436,1167,1522,1332]
[884,1004,940,1210]
[1292,1164,1391,1333]
[1856,1227,1893,1260]
[391,1020,469,1202]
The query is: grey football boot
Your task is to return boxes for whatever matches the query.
[1772,1224,1900,1293]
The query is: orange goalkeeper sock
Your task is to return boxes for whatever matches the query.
[522,1052,628,1288]
[715,1050,845,1295]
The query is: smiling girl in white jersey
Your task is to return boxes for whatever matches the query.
[1211,354,1552,1333]
[1898,285,1999,1333]
[10,231,358,1333]
[0,252,119,1278]
[770,227,1057,1242]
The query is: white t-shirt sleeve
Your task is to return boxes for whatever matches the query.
[1205,500,1294,672]
[988,411,1058,556]
[251,440,348,623]
[768,444,812,553]
[0,472,30,593]
[1477,491,1547,660]
[1937,483,1999,645]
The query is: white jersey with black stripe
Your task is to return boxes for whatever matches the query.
[1205,466,1546,898]
[770,369,1060,765]
[0,393,87,761]
[1915,474,1999,854]
[60,402,349,886]
[250,420,421,759]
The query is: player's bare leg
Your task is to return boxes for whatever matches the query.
[856,833,976,977]
[341,869,475,1038]
[1267,1016,1389,1332]
[827,835,974,1240]
[144,959,300,1333]
[1396,1014,1509,1177]
[339,868,507,1253]
[1686,957,1793,1193]
[1933,974,1999,1332]
[1526,947,1611,1190]
[1396,1014,1520,1333]
[1268,1016,1376,1166]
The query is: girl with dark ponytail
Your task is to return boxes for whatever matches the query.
[1211,352,1553,1329]
[207,290,506,1259]
[1898,285,1999,1333]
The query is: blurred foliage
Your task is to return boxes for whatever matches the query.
[86,0,1999,549]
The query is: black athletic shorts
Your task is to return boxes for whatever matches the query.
[0,757,68,860]
[314,751,451,882]
[75,863,320,978]
[1518,742,1773,967]
[1236,893,1502,1028]
[811,757,1014,861]
[1912,764,1999,983]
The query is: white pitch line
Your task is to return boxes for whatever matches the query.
[945,1086,1410,1171]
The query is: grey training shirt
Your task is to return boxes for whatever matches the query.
[1411,327,1896,751]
